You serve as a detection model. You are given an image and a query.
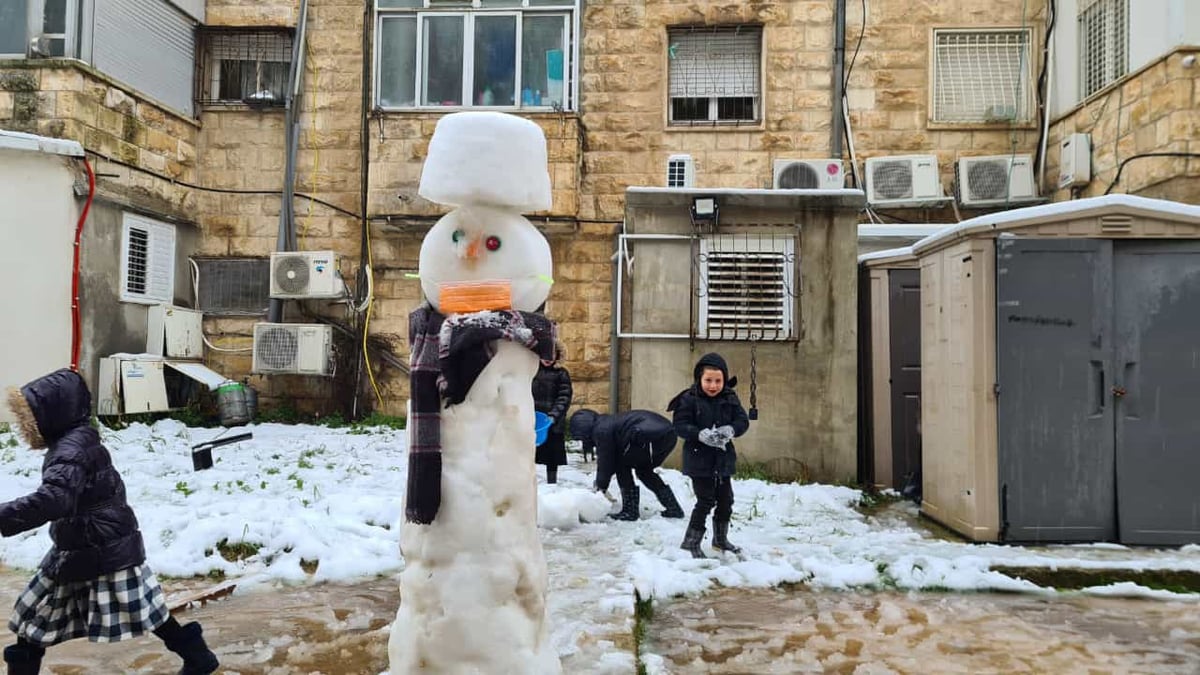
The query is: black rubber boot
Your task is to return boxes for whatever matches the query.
[160,621,219,675]
[4,641,44,675]
[546,465,558,485]
[610,487,640,521]
[654,486,685,519]
[680,526,708,559]
[712,518,742,555]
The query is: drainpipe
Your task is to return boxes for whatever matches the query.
[608,229,621,414]
[353,0,373,418]
[269,0,310,323]
[832,0,847,160]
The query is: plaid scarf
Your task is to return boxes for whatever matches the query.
[406,304,556,524]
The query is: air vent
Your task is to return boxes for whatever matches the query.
[1099,215,1133,233]
[865,155,943,206]
[252,323,333,375]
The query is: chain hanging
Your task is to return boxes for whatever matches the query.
[748,334,759,420]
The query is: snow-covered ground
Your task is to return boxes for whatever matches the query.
[1,421,1197,671]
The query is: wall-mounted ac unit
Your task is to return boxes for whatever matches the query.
[773,159,845,189]
[252,323,333,375]
[956,154,1038,207]
[1059,133,1091,189]
[269,251,343,299]
[667,154,695,188]
[865,155,943,206]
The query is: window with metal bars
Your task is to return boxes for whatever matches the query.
[698,235,796,340]
[1078,0,1128,99]
[195,28,293,107]
[667,154,694,188]
[120,213,176,305]
[668,25,761,126]
[931,29,1033,124]
[195,257,271,316]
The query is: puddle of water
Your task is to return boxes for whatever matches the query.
[645,587,1200,674]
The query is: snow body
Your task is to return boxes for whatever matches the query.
[389,111,561,674]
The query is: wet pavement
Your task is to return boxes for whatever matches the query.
[645,587,1200,674]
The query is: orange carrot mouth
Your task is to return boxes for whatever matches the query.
[438,280,513,314]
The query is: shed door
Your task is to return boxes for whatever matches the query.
[996,238,1115,542]
[1113,241,1200,546]
[888,269,922,493]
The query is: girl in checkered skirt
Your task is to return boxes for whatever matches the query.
[1,370,218,675]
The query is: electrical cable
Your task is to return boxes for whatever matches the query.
[1104,153,1200,195]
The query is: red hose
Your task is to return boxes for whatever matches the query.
[70,157,95,372]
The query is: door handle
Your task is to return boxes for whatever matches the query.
[1111,386,1126,397]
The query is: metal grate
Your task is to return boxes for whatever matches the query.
[698,234,797,340]
[668,25,761,125]
[126,228,149,296]
[965,160,1011,200]
[871,160,915,200]
[255,325,299,370]
[1079,0,1128,99]
[195,258,270,316]
[195,28,293,107]
[932,29,1032,123]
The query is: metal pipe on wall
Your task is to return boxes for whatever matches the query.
[269,0,310,323]
[831,0,847,160]
[609,232,620,414]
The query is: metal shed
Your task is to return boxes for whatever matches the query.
[913,195,1200,546]
[858,246,923,496]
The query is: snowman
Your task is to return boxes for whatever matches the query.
[389,111,562,674]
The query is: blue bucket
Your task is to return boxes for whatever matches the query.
[534,412,552,445]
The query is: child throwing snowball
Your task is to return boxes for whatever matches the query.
[1,369,218,675]
[667,353,750,559]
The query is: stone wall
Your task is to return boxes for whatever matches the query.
[1046,48,1200,203]
[578,0,1048,222]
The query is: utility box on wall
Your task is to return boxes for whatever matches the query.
[147,305,204,358]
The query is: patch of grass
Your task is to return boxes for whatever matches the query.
[348,412,407,433]
[256,402,302,424]
[214,539,262,562]
[856,488,905,514]
[633,590,654,675]
[991,566,1200,594]
[0,422,10,434]
[733,462,775,482]
[174,481,195,497]
[300,558,319,575]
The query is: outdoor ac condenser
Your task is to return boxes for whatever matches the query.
[252,323,333,376]
[956,154,1038,207]
[269,250,344,299]
[773,159,845,189]
[865,155,943,206]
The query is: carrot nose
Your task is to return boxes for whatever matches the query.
[464,236,481,260]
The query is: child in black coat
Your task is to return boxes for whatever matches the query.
[532,342,572,484]
[1,369,218,675]
[667,353,750,558]
[568,409,684,521]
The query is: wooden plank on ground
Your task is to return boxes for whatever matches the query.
[167,578,239,612]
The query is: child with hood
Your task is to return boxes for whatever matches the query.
[568,409,684,521]
[667,353,750,558]
[1,369,218,675]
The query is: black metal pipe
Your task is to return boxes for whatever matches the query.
[353,0,374,418]
[832,0,847,160]
[269,0,310,323]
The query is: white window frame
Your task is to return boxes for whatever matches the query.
[667,154,695,188]
[1078,0,1128,100]
[667,25,763,126]
[374,0,578,112]
[698,235,796,341]
[0,0,78,59]
[120,213,177,305]
[929,27,1035,125]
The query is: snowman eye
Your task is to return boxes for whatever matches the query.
[485,236,502,251]
[452,229,465,243]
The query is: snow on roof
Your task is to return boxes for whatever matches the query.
[912,194,1200,256]
[857,223,947,238]
[624,186,866,209]
[0,129,84,158]
[858,246,916,264]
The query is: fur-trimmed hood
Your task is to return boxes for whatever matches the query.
[6,387,45,449]
[11,369,91,447]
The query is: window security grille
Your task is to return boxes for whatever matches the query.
[698,235,796,340]
[196,28,294,107]
[668,25,761,125]
[120,213,176,305]
[932,29,1032,124]
[667,155,694,188]
[1079,0,1128,99]
[195,258,271,316]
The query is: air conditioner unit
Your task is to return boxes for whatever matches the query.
[773,159,845,189]
[956,154,1038,207]
[1059,133,1091,189]
[252,323,333,375]
[269,250,343,299]
[865,155,943,206]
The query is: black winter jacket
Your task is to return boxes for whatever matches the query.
[532,364,572,433]
[0,369,147,582]
[667,353,751,479]
[571,410,677,492]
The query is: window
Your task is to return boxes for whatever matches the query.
[194,257,270,315]
[120,213,176,305]
[1079,0,1128,99]
[698,235,796,340]
[196,28,293,107]
[0,0,77,58]
[667,26,761,126]
[667,154,694,188]
[375,0,576,110]
[931,29,1033,124]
